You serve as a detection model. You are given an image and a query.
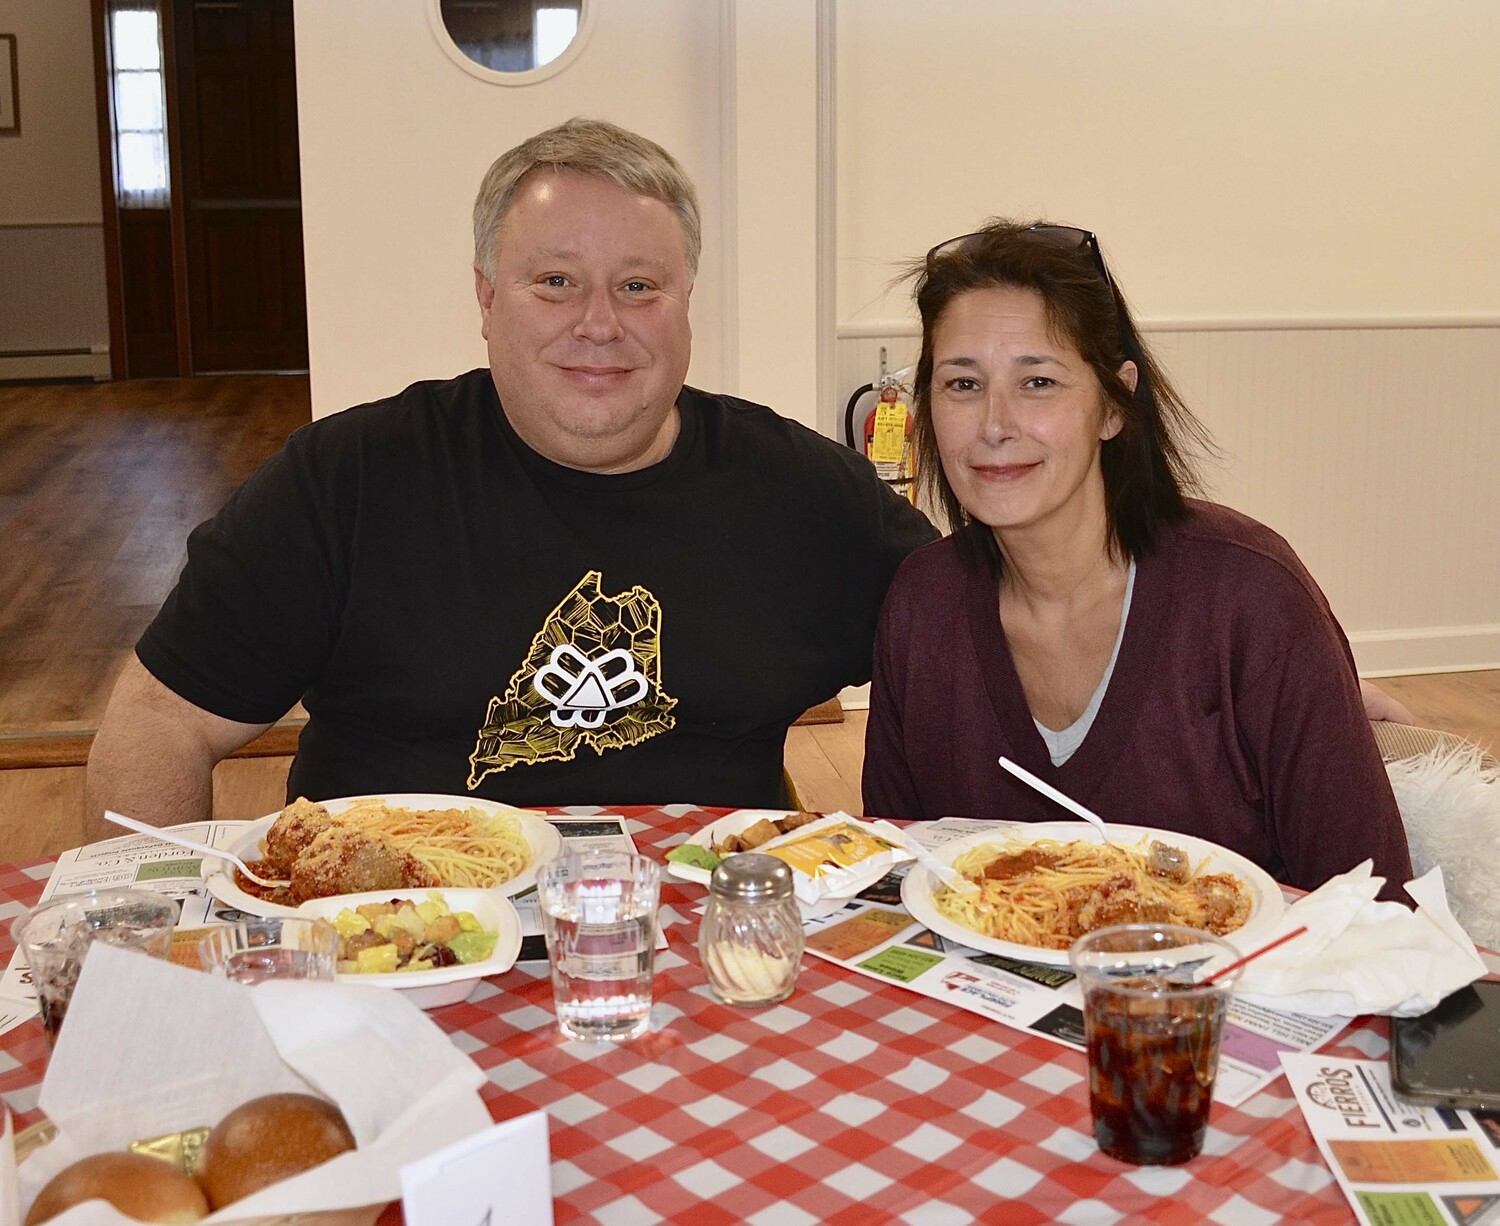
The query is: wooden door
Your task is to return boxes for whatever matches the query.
[173,0,307,373]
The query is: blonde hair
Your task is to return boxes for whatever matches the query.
[472,117,701,282]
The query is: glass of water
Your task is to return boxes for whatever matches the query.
[199,917,338,984]
[537,849,660,1042]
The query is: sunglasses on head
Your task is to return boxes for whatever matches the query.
[924,223,1114,292]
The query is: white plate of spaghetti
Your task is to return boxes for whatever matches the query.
[899,822,1286,967]
[202,793,562,919]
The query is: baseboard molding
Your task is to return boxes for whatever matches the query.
[0,351,111,382]
[1348,625,1500,676]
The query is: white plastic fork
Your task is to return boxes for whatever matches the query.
[102,810,289,888]
[998,757,1120,846]
[902,837,980,894]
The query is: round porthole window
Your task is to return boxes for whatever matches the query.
[428,0,590,85]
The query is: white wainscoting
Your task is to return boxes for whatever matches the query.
[0,222,111,380]
[834,323,1500,676]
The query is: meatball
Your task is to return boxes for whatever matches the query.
[1189,873,1252,934]
[288,827,439,902]
[1146,840,1192,883]
[263,797,336,874]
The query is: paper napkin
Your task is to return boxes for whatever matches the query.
[1217,862,1489,1017]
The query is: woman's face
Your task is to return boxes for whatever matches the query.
[929,285,1130,543]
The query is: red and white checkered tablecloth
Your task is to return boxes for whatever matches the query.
[0,806,1370,1225]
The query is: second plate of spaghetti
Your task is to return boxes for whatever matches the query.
[900,822,1286,966]
[202,793,563,919]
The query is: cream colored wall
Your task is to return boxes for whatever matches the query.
[836,0,1500,328]
[833,1,1500,675]
[295,0,827,425]
[0,0,100,225]
[294,0,727,418]
[0,0,109,374]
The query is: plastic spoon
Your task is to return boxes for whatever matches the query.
[102,810,288,888]
[998,756,1119,846]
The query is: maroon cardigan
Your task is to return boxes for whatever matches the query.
[863,502,1413,901]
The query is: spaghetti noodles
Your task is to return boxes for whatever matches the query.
[934,835,1251,950]
[332,799,533,889]
[245,798,535,903]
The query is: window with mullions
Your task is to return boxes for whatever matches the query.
[109,1,169,209]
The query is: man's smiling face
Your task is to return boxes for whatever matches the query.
[475,169,693,474]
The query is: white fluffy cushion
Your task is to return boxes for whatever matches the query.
[1386,743,1500,950]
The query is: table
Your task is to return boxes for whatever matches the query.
[0,805,1371,1225]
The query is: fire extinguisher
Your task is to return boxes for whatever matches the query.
[844,354,916,502]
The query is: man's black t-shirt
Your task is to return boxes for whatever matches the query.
[137,370,936,809]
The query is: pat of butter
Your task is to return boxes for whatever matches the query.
[128,1125,211,1175]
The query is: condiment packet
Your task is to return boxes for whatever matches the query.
[758,814,913,905]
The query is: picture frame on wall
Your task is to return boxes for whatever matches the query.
[0,34,19,136]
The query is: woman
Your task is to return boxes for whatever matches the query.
[862,220,1412,899]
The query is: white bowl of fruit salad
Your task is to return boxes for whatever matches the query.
[296,887,522,1009]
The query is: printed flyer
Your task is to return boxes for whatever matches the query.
[1283,1053,1500,1226]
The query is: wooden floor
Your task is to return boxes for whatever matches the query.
[0,376,1494,862]
[0,375,311,734]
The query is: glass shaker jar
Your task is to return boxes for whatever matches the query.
[699,853,804,1006]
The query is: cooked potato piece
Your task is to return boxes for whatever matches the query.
[423,914,462,945]
[738,819,782,849]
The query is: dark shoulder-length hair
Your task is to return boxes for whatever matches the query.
[909,219,1214,570]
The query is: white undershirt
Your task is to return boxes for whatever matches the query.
[1033,560,1137,767]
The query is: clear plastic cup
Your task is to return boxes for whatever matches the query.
[537,849,660,1042]
[13,888,180,1047]
[198,917,338,984]
[1069,923,1243,1165]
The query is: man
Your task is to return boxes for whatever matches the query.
[85,118,936,835]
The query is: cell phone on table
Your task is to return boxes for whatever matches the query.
[1390,978,1500,1111]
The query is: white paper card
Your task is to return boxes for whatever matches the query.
[400,1110,553,1226]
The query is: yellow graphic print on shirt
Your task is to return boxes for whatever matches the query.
[467,570,677,788]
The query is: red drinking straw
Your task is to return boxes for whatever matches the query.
[1201,926,1309,985]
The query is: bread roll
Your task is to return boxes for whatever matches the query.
[197,1091,355,1209]
[25,1150,209,1225]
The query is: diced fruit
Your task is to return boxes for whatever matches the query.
[355,944,399,974]
[332,910,371,938]
[391,905,426,940]
[334,893,499,976]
